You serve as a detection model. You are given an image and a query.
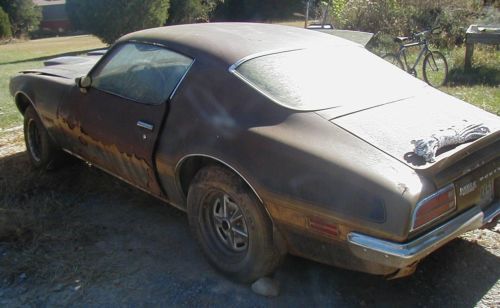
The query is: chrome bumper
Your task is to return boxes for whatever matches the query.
[347,200,500,269]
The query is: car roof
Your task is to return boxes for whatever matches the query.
[117,23,357,67]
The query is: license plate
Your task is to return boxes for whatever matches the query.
[478,180,494,208]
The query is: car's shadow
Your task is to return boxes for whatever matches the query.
[0,151,498,306]
[277,239,499,306]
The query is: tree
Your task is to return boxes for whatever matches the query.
[336,0,481,48]
[0,7,11,39]
[0,0,41,37]
[168,0,222,24]
[213,0,304,21]
[66,0,170,44]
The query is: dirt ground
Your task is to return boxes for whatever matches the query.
[0,128,499,307]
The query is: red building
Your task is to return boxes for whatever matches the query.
[33,0,71,32]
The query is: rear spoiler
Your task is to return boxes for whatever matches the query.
[308,29,375,47]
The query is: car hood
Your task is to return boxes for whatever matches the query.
[317,87,500,176]
[20,56,99,79]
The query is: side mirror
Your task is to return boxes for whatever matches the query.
[75,76,92,93]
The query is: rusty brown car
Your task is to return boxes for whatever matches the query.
[9,23,500,283]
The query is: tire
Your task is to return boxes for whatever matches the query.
[187,165,285,283]
[423,51,448,87]
[382,53,405,71]
[23,106,61,169]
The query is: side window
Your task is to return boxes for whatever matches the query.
[92,42,193,105]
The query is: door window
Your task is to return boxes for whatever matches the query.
[92,42,193,105]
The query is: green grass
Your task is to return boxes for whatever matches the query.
[0,35,106,131]
[442,46,500,115]
[374,44,499,115]
[443,85,499,115]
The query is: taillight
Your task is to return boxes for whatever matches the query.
[411,184,456,231]
[308,217,339,238]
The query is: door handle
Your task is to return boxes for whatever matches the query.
[137,121,154,131]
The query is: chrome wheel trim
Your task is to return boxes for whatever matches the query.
[27,118,42,162]
[211,193,249,252]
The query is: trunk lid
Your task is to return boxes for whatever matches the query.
[318,88,500,184]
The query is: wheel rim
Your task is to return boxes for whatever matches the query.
[383,55,404,70]
[386,57,398,66]
[204,192,249,253]
[424,53,447,87]
[27,118,42,162]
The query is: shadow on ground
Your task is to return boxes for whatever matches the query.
[0,152,498,306]
[448,65,500,86]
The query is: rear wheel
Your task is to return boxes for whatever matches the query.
[423,51,448,87]
[382,53,405,71]
[187,165,285,283]
[24,106,61,169]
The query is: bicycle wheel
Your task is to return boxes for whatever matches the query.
[382,53,405,71]
[423,51,448,87]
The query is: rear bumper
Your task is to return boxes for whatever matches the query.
[347,200,500,269]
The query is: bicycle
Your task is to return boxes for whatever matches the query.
[382,28,448,88]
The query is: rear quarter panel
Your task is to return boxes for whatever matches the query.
[154,60,432,242]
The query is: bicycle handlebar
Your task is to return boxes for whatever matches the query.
[397,26,440,44]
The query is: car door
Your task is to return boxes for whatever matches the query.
[61,42,193,196]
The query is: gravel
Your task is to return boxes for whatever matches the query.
[0,132,498,307]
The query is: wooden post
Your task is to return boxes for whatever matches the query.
[321,2,329,28]
[465,42,474,71]
[305,0,310,29]
[464,24,500,71]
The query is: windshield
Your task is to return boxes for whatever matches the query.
[234,47,426,111]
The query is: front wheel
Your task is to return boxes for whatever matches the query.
[187,165,285,283]
[23,106,61,169]
[382,53,405,71]
[423,51,448,87]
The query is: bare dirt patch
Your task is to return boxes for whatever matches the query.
[0,131,499,306]
[0,126,24,157]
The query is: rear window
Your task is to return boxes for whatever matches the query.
[233,47,424,111]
